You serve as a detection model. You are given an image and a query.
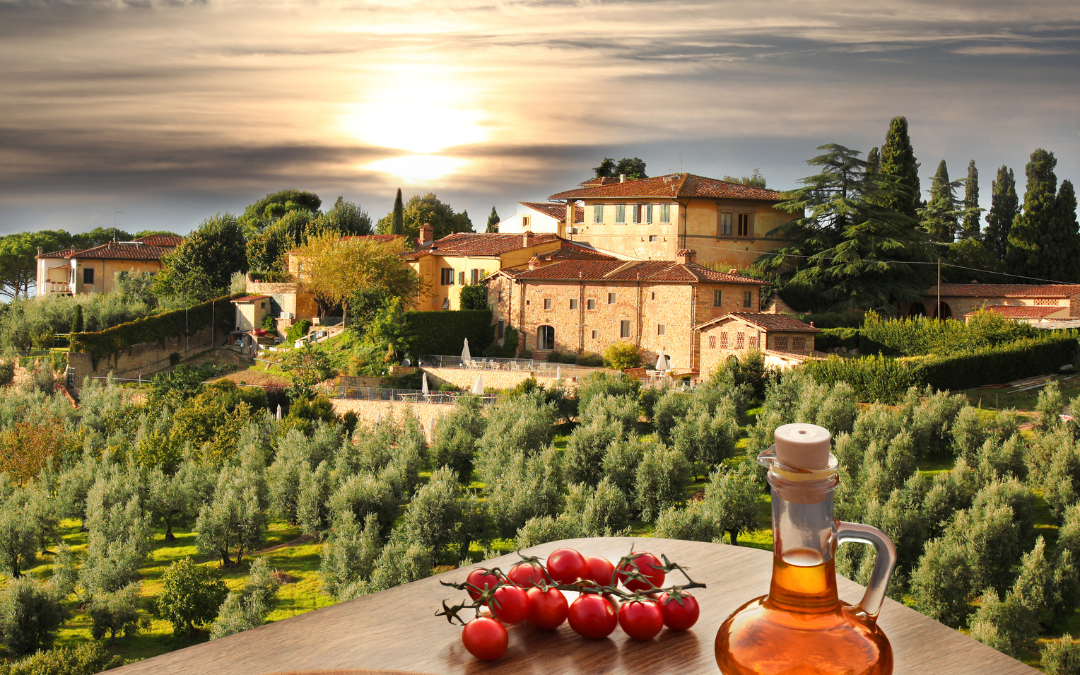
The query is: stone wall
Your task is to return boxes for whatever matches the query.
[328,398,460,442]
[421,366,575,393]
[68,324,220,381]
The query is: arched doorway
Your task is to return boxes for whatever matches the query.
[932,302,952,320]
[908,302,927,317]
[537,325,555,351]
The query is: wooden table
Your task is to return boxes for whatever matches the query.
[113,538,1037,675]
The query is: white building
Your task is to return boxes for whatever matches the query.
[497,202,583,236]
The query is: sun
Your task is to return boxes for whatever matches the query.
[366,155,469,183]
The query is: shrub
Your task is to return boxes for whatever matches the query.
[0,360,14,386]
[404,309,493,357]
[321,512,382,601]
[88,583,144,643]
[260,314,276,332]
[0,643,125,675]
[210,557,280,640]
[576,371,640,415]
[816,327,859,352]
[1043,636,1080,675]
[575,352,603,367]
[0,578,66,656]
[603,341,642,370]
[501,326,519,358]
[634,444,691,521]
[459,284,488,310]
[563,479,629,537]
[286,319,312,343]
[431,394,486,481]
[516,514,583,549]
[156,558,229,636]
[654,501,720,543]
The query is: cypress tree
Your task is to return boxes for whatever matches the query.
[391,188,404,237]
[866,147,880,176]
[879,116,921,219]
[70,304,84,334]
[961,160,982,240]
[1054,180,1080,281]
[984,166,1018,261]
[921,160,960,242]
[486,206,499,233]
[1007,149,1069,280]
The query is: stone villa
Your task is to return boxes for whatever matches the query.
[36,234,181,296]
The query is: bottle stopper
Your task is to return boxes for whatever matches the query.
[774,423,832,471]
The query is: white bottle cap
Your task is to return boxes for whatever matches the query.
[774,423,832,471]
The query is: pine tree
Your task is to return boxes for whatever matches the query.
[984,166,1019,261]
[921,160,961,242]
[1007,149,1076,280]
[866,147,880,176]
[879,116,921,219]
[961,160,983,240]
[486,206,499,233]
[391,188,404,237]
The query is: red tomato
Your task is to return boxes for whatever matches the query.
[461,617,507,661]
[584,555,615,586]
[508,562,546,588]
[617,552,665,592]
[465,569,500,601]
[567,594,618,639]
[491,585,530,624]
[618,599,664,640]
[525,587,568,629]
[546,548,588,584]
[658,592,700,631]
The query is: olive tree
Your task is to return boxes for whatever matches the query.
[210,557,280,640]
[196,465,267,567]
[156,558,229,636]
[0,577,66,656]
[320,512,382,601]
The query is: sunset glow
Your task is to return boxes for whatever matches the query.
[367,155,469,183]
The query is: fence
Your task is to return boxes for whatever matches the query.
[334,384,497,405]
[424,355,575,376]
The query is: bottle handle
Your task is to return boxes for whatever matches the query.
[836,521,897,622]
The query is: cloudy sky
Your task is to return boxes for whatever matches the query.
[1,0,1078,235]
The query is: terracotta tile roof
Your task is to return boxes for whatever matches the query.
[534,242,618,262]
[696,312,820,333]
[37,248,77,259]
[578,177,624,187]
[963,305,1063,319]
[231,295,270,303]
[505,259,767,284]
[519,202,584,223]
[134,234,182,247]
[933,283,1080,298]
[68,241,174,261]
[403,232,560,260]
[341,234,405,244]
[764,349,828,361]
[549,173,785,202]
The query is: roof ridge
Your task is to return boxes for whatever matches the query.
[675,172,691,197]
[603,260,641,278]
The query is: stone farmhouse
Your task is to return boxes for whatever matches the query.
[912,283,1080,321]
[36,234,181,296]
[696,312,823,373]
[484,250,767,372]
[546,173,797,269]
[497,202,585,236]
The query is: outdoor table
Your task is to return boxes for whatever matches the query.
[112,537,1037,675]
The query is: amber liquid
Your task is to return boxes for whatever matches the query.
[715,548,892,675]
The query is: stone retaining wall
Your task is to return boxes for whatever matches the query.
[420,366,577,393]
[68,324,219,381]
[329,398,460,442]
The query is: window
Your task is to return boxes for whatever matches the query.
[718,211,732,237]
[738,213,751,237]
[735,332,745,349]
[538,325,555,350]
[651,292,656,300]
[660,204,671,223]
[591,330,599,339]
[522,216,531,229]
[793,337,806,351]
[83,267,94,284]
[607,293,616,304]
[713,290,723,307]
[774,336,789,351]
[615,204,626,223]
[587,298,596,310]
[720,332,729,348]
[708,335,716,348]
[471,269,480,284]
[743,291,753,308]
[649,235,658,242]
[497,321,505,339]
[570,298,578,310]
[657,324,666,336]
[498,290,503,303]
[593,205,604,223]
[458,271,466,286]
[441,268,454,285]
[543,298,552,310]
[260,302,266,309]
[633,204,652,223]
[620,320,631,338]
[749,335,758,348]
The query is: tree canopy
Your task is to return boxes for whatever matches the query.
[153,214,248,304]
[375,193,472,241]
[1006,149,1080,281]
[593,157,647,180]
[879,116,921,219]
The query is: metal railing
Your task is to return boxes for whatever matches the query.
[335,385,496,405]
[424,355,576,375]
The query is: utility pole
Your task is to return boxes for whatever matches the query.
[937,258,942,320]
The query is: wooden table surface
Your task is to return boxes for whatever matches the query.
[113,538,1037,675]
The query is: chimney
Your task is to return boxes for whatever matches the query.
[419,223,434,246]
[619,174,626,183]
[528,255,540,270]
[523,230,534,248]
[728,268,738,275]
[810,321,815,328]
[37,246,43,256]
[676,249,696,264]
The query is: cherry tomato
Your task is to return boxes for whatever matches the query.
[491,585,530,624]
[508,562,546,588]
[617,552,665,592]
[618,599,664,640]
[546,548,588,584]
[525,587,568,629]
[465,569,500,601]
[584,555,615,586]
[461,616,507,661]
[567,594,618,639]
[658,592,700,631]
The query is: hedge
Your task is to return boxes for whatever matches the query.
[70,294,241,368]
[404,309,493,357]
[815,327,860,352]
[805,333,1079,403]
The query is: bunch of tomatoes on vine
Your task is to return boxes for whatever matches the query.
[436,547,705,661]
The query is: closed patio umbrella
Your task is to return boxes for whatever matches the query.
[556,366,561,379]
[472,375,484,395]
[655,350,669,372]
[462,338,472,366]
[422,372,429,397]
